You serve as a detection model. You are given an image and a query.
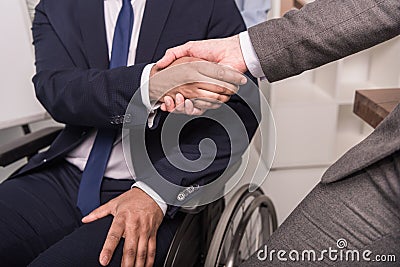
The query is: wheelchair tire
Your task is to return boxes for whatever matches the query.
[205,185,277,267]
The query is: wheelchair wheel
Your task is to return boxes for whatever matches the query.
[205,185,277,267]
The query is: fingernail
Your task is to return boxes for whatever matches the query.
[240,77,247,85]
[101,255,109,265]
[165,99,171,107]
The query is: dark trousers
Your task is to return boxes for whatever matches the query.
[0,161,182,267]
[242,151,400,266]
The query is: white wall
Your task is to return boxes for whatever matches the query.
[0,0,47,129]
[0,0,56,182]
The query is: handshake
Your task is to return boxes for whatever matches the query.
[148,56,247,116]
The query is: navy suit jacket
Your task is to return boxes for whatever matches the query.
[18,0,260,216]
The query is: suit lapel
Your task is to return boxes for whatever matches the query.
[321,103,400,183]
[78,0,109,69]
[135,0,175,63]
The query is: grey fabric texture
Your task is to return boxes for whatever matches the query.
[248,0,400,82]
[322,103,400,183]
[240,97,400,267]
[243,1,400,265]
[242,149,400,266]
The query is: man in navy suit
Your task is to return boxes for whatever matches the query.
[0,0,258,266]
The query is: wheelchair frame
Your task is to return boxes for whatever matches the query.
[0,126,278,267]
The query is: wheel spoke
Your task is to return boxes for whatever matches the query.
[206,187,278,267]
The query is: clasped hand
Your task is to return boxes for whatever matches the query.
[149,57,247,115]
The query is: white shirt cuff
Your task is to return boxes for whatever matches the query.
[131,181,167,216]
[239,31,265,79]
[140,63,161,128]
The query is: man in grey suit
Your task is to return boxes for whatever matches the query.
[156,0,400,265]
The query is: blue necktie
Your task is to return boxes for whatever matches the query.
[77,0,134,216]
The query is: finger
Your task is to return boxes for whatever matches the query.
[145,237,157,267]
[121,231,139,267]
[164,96,176,113]
[197,62,247,87]
[184,99,195,115]
[183,99,204,115]
[99,217,125,266]
[160,103,167,111]
[134,236,150,267]
[156,43,191,69]
[82,203,111,223]
[192,99,222,110]
[196,78,240,96]
[174,72,239,96]
[191,108,205,116]
[175,93,185,113]
[187,86,231,103]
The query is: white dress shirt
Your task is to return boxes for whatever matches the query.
[65,0,167,215]
[239,31,266,79]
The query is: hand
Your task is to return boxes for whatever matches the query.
[156,35,247,73]
[160,93,221,115]
[82,188,164,267]
[148,57,246,105]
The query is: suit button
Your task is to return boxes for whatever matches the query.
[43,159,47,163]
[177,193,185,201]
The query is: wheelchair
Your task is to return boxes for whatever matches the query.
[0,125,278,267]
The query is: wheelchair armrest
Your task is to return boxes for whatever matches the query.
[178,158,243,215]
[0,127,63,167]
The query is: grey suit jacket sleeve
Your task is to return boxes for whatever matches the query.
[248,0,400,82]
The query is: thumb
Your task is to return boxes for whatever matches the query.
[156,43,190,68]
[82,203,112,223]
